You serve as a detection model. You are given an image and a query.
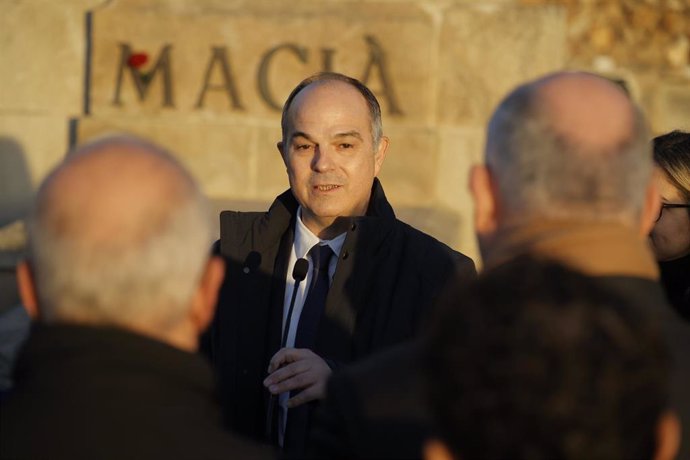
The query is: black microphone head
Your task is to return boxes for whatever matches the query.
[244,251,262,271]
[293,258,309,282]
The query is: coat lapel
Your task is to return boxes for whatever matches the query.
[315,180,396,363]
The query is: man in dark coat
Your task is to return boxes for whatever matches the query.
[425,257,679,460]
[204,72,475,456]
[309,72,690,459]
[0,136,272,460]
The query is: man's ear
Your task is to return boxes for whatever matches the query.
[16,260,39,319]
[189,256,225,334]
[373,136,389,177]
[654,411,680,460]
[424,439,456,460]
[276,141,288,166]
[640,179,661,237]
[469,164,499,237]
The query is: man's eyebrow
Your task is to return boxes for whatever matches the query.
[290,132,315,143]
[334,131,363,141]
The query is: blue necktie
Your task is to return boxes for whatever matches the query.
[295,244,333,349]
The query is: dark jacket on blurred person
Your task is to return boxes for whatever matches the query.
[309,222,690,460]
[0,303,30,396]
[483,222,690,460]
[0,324,273,460]
[659,253,690,321]
[309,340,429,459]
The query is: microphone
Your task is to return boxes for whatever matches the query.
[281,258,309,348]
[266,257,309,443]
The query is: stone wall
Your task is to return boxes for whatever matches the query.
[2,0,689,266]
[523,0,690,132]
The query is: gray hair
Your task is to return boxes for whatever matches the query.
[486,81,652,225]
[27,136,214,329]
[280,72,383,148]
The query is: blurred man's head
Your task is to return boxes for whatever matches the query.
[17,135,224,352]
[277,72,389,239]
[424,257,678,460]
[471,72,658,250]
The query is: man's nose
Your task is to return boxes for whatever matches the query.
[311,145,335,172]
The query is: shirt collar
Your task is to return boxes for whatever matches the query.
[294,207,346,258]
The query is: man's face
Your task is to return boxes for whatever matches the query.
[279,81,388,238]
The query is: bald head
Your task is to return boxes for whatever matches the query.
[26,135,215,341]
[485,71,652,226]
[537,73,634,152]
[41,137,197,251]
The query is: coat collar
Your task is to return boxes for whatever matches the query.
[266,177,395,233]
[16,323,215,393]
[482,220,659,280]
[365,178,396,219]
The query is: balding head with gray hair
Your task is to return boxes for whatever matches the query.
[21,135,222,351]
[485,72,652,226]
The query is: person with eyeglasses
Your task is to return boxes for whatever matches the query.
[650,130,690,320]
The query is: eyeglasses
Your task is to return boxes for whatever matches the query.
[656,203,690,222]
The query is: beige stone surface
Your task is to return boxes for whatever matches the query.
[8,0,690,265]
[0,0,106,114]
[377,125,439,207]
[562,0,690,71]
[438,4,567,125]
[0,114,70,185]
[76,116,256,198]
[652,83,690,133]
[88,3,434,122]
[395,204,463,250]
[435,124,485,263]
[254,126,292,201]
[518,0,690,97]
[0,221,26,252]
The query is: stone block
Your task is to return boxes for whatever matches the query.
[0,0,106,114]
[395,205,463,250]
[75,116,255,199]
[439,4,567,125]
[652,83,690,134]
[377,125,438,207]
[435,125,486,264]
[255,126,291,200]
[561,1,690,71]
[435,125,484,211]
[88,3,434,123]
[0,114,70,186]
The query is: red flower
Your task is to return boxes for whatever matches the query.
[127,53,148,69]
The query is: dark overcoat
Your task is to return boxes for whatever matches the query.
[309,275,690,460]
[0,324,272,460]
[204,179,475,444]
